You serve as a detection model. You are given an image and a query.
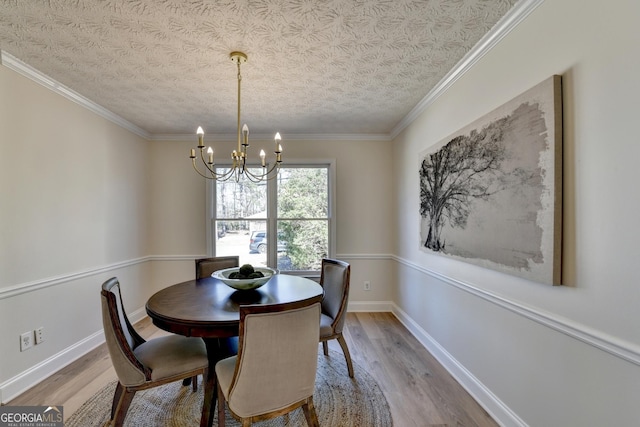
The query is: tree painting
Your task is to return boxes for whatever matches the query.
[420,119,508,251]
[418,75,562,285]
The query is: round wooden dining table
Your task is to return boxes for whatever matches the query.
[146,273,323,427]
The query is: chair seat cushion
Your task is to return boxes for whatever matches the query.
[320,312,334,337]
[134,335,208,381]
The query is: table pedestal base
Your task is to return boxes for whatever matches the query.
[201,337,238,427]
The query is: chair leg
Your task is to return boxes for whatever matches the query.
[192,375,198,392]
[113,388,136,427]
[302,396,320,427]
[322,340,329,356]
[337,335,354,378]
[217,381,225,427]
[111,382,124,420]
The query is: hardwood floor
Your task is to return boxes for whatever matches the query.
[7,312,498,427]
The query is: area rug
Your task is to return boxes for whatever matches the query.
[67,350,393,426]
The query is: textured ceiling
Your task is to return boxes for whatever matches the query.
[0,0,518,138]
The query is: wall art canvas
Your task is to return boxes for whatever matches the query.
[419,75,562,285]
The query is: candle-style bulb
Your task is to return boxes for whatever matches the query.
[197,126,204,148]
[278,144,283,153]
[207,147,214,164]
[242,124,249,148]
[275,133,282,153]
[207,147,213,154]
[260,149,266,167]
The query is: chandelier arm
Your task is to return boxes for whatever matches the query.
[192,159,217,180]
[255,166,281,182]
[199,149,217,174]
[241,162,280,182]
[262,162,279,178]
[196,147,234,179]
[214,166,237,181]
[263,163,282,181]
[242,171,265,183]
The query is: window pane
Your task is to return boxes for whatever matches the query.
[216,168,267,219]
[277,168,328,218]
[215,220,268,268]
[276,167,329,272]
[215,167,269,268]
[277,220,328,271]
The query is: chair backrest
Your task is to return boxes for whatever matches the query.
[195,256,240,279]
[101,277,149,386]
[319,258,351,333]
[226,296,322,417]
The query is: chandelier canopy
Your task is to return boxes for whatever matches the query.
[189,52,282,182]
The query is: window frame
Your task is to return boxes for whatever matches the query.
[206,158,336,276]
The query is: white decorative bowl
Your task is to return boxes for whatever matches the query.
[212,267,277,291]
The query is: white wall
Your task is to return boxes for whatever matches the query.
[0,65,152,401]
[147,136,396,302]
[392,0,640,425]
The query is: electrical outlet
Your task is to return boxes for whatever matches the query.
[364,281,371,291]
[20,331,33,352]
[35,327,45,344]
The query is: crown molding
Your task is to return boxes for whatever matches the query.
[0,50,150,139]
[150,133,392,142]
[390,0,545,139]
[2,0,542,143]
[0,50,392,143]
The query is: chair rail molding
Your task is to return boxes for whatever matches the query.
[393,255,640,368]
[0,257,152,300]
[7,253,637,367]
[0,254,394,300]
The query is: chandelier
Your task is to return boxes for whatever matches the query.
[189,51,282,182]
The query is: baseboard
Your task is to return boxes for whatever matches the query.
[0,307,147,404]
[391,303,527,427]
[0,331,104,405]
[347,300,394,312]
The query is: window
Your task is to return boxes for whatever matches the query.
[209,162,334,275]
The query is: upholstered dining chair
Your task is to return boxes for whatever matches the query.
[190,256,241,389]
[195,256,240,279]
[319,258,354,378]
[215,296,323,427]
[100,277,209,427]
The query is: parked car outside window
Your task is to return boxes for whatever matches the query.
[249,231,287,253]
